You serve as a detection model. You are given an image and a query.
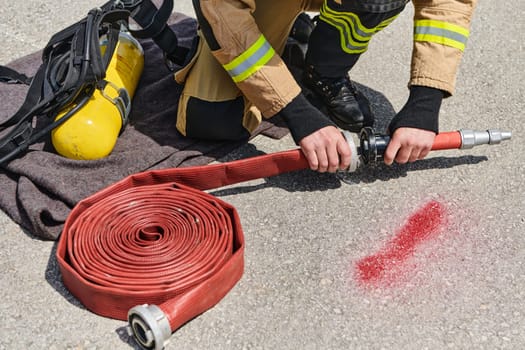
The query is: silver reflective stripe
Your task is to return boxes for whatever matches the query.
[320,2,400,54]
[414,26,468,45]
[223,35,275,83]
[414,19,470,51]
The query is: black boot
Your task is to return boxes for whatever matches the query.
[303,65,374,132]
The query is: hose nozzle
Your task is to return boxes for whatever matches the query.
[356,127,513,166]
[127,304,171,350]
[460,129,512,149]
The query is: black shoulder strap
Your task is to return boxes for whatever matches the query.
[0,66,46,128]
[0,66,32,85]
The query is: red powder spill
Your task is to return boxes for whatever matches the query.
[356,200,448,286]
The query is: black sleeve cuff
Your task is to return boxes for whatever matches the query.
[388,85,445,134]
[279,93,336,144]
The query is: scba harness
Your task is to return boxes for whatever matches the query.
[0,0,186,166]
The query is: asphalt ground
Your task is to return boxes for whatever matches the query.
[1,1,524,349]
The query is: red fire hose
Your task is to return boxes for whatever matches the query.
[56,148,309,350]
[56,128,510,350]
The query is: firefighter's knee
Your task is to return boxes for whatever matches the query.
[177,94,250,141]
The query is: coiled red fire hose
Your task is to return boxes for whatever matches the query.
[56,129,510,349]
[56,147,309,349]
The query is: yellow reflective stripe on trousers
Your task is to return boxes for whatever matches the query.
[320,2,399,54]
[223,35,275,83]
[414,19,469,51]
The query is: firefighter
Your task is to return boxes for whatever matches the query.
[174,0,477,172]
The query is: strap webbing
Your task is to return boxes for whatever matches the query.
[0,66,31,85]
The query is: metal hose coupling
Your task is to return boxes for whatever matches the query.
[341,130,363,172]
[128,304,171,350]
[459,129,512,149]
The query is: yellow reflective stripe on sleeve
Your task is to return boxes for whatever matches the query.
[320,2,399,54]
[223,35,275,83]
[414,19,469,51]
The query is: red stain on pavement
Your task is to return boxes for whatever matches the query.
[356,200,448,287]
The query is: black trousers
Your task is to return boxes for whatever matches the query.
[306,0,408,77]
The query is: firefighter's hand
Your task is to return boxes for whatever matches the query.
[385,86,444,165]
[384,127,436,165]
[299,126,351,173]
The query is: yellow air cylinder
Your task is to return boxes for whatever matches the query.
[52,30,144,160]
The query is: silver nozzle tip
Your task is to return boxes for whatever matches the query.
[500,131,512,141]
[460,129,512,148]
[487,129,513,145]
